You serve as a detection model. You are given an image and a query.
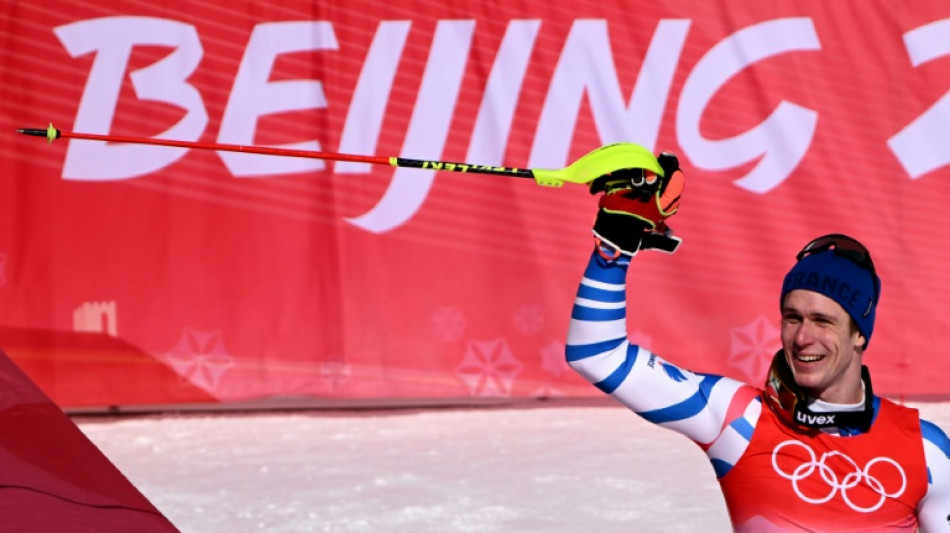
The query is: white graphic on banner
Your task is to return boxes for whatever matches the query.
[350,19,541,232]
[346,20,475,233]
[535,342,569,398]
[467,20,541,167]
[54,17,207,180]
[218,21,337,177]
[513,303,544,335]
[771,439,907,513]
[431,306,467,342]
[531,19,689,166]
[73,301,118,336]
[319,352,351,390]
[50,15,949,233]
[162,328,235,394]
[888,19,950,179]
[539,340,568,379]
[456,338,523,397]
[335,21,411,174]
[729,315,781,382]
[678,17,820,193]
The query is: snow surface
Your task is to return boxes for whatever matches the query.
[75,401,950,533]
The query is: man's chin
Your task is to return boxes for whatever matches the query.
[789,367,825,391]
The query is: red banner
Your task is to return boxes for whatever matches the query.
[1,1,949,408]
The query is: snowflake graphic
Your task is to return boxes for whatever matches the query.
[320,352,351,389]
[456,338,523,397]
[431,306,466,342]
[162,328,235,395]
[728,315,781,382]
[539,340,568,378]
[513,303,544,335]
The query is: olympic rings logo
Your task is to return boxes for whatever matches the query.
[771,440,906,513]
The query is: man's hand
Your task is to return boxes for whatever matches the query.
[591,152,684,258]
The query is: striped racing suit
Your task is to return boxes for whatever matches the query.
[566,252,950,531]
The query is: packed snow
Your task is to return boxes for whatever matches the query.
[75,400,950,533]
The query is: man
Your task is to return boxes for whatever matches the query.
[566,151,950,531]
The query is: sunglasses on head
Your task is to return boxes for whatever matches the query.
[795,233,880,301]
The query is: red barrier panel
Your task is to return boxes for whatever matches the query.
[1,1,948,408]
[0,348,179,529]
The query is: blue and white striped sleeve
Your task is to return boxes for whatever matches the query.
[566,251,758,451]
[917,419,950,532]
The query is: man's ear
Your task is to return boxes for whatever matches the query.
[854,330,867,352]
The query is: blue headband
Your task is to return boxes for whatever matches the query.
[781,249,880,346]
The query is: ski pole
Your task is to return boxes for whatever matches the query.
[17,123,664,188]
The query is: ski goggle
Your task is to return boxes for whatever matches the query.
[794,233,880,302]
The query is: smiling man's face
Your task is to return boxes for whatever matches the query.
[781,289,866,404]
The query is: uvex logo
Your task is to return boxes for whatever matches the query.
[795,411,836,425]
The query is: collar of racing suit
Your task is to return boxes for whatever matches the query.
[763,350,875,434]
